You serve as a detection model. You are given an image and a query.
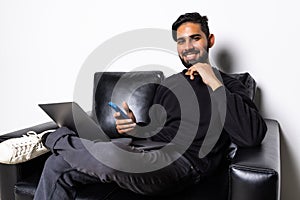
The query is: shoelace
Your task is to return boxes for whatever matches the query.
[12,130,54,160]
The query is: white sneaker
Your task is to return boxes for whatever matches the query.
[0,129,55,164]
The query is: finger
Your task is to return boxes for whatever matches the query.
[115,118,134,125]
[113,112,120,118]
[185,67,193,76]
[122,101,130,113]
[113,112,128,120]
[189,68,199,80]
[116,123,136,130]
[123,101,137,122]
[118,127,135,134]
[189,69,195,80]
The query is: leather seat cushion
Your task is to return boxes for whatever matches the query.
[15,164,228,200]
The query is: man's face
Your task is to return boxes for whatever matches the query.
[176,22,210,68]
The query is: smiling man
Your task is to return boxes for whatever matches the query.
[115,11,267,194]
[30,12,267,199]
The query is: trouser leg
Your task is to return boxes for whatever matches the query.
[42,127,200,195]
[34,154,100,200]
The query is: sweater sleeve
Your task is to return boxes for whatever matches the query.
[211,72,267,147]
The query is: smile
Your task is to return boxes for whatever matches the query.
[184,53,198,60]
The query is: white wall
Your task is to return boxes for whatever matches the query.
[0,0,299,199]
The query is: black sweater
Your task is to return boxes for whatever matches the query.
[149,69,267,175]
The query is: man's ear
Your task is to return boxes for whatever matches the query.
[208,34,215,48]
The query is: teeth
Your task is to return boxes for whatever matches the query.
[186,54,196,58]
[184,52,197,56]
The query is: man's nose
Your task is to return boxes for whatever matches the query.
[184,39,194,50]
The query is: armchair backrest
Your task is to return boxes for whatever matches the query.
[229,72,257,101]
[92,71,164,138]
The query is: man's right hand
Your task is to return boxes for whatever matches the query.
[113,102,136,135]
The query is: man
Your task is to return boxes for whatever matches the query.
[33,12,267,199]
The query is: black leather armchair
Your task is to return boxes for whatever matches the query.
[0,71,280,200]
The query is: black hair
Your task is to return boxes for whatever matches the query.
[172,12,210,41]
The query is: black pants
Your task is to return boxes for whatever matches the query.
[34,127,200,200]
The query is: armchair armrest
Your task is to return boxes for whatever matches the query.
[0,121,57,142]
[0,122,58,200]
[229,119,280,200]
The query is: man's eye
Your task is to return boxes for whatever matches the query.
[192,37,201,41]
[177,40,184,45]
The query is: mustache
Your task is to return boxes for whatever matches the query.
[182,49,200,56]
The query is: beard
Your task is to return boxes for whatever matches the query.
[180,48,209,68]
